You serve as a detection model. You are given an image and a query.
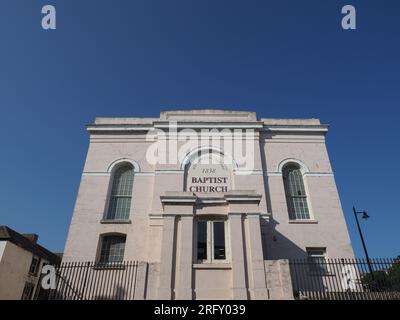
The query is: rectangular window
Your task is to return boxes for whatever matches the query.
[21,282,35,300]
[197,221,207,260]
[307,248,328,274]
[213,221,226,260]
[196,220,227,263]
[29,256,40,276]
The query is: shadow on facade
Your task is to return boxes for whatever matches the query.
[259,139,273,214]
[264,218,328,295]
[263,218,306,259]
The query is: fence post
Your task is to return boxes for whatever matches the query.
[133,262,148,300]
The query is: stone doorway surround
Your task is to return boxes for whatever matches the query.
[156,190,270,300]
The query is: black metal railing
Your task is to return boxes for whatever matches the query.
[289,258,400,300]
[34,258,400,300]
[34,261,143,300]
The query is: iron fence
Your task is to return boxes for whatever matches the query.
[289,258,400,300]
[34,261,143,300]
[33,258,400,300]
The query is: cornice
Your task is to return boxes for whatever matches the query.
[86,122,328,134]
[262,124,329,134]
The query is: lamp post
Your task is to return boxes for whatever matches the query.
[352,206,374,280]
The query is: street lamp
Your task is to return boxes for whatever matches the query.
[353,206,374,280]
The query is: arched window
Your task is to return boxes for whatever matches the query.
[183,147,233,193]
[99,235,126,263]
[106,164,134,220]
[282,164,310,220]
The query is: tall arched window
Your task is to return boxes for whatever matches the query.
[283,164,310,220]
[106,164,134,220]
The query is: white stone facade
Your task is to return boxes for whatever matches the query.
[63,110,354,300]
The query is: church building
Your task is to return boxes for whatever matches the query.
[63,110,354,299]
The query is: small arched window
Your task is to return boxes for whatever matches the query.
[99,235,126,263]
[282,164,310,220]
[106,164,134,220]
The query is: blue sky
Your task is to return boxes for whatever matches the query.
[0,0,399,258]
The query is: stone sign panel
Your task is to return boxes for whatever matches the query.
[186,163,231,193]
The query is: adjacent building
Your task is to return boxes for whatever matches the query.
[0,226,61,300]
[63,109,354,299]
